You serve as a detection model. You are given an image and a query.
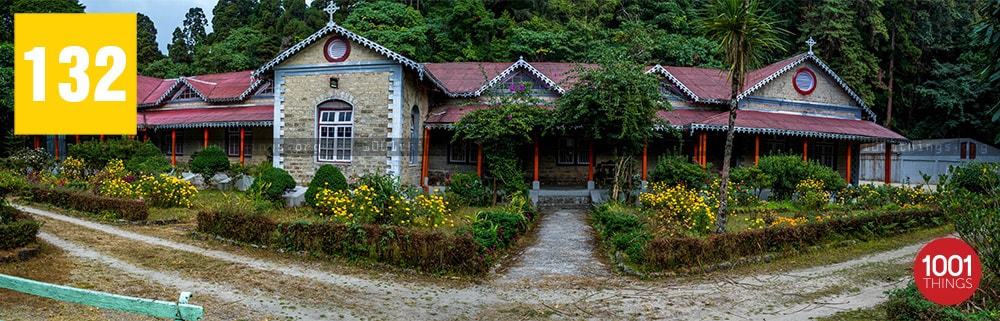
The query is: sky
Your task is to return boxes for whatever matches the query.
[81,0,219,54]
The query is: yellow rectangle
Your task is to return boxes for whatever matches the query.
[15,13,137,135]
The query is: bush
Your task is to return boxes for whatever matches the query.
[793,178,830,211]
[639,182,716,237]
[6,148,54,173]
[0,207,40,250]
[190,145,230,177]
[944,162,1000,194]
[445,172,488,206]
[69,139,166,172]
[29,186,149,221]
[648,153,712,188]
[305,164,348,207]
[251,167,296,201]
[136,174,199,208]
[884,283,999,320]
[591,202,652,263]
[757,155,845,199]
[0,169,29,197]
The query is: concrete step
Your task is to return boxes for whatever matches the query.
[536,196,591,207]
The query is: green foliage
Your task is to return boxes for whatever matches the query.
[591,202,651,264]
[756,155,846,199]
[884,283,1000,321]
[0,169,28,197]
[943,162,1000,194]
[444,172,489,207]
[0,207,40,250]
[648,153,713,188]
[305,164,348,207]
[793,178,829,211]
[730,165,774,200]
[344,1,430,61]
[251,167,296,201]
[5,148,54,173]
[190,145,230,177]
[69,139,168,173]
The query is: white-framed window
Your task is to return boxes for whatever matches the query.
[226,128,253,157]
[494,71,557,97]
[557,137,590,165]
[409,105,420,164]
[317,100,353,162]
[449,141,478,164]
[171,86,200,101]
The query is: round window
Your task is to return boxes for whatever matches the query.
[793,68,816,95]
[324,37,350,62]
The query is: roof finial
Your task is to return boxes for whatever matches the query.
[805,37,816,55]
[324,1,340,25]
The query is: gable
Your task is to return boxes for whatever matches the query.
[279,34,394,67]
[744,60,861,119]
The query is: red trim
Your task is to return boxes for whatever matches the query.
[793,68,817,95]
[323,37,351,62]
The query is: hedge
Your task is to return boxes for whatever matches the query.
[28,186,150,221]
[634,210,946,272]
[0,208,40,250]
[196,210,487,274]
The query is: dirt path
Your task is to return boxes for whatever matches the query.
[13,204,931,320]
[497,207,610,284]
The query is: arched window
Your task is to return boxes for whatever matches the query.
[409,105,420,164]
[317,100,353,162]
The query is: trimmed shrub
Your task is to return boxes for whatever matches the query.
[305,164,348,207]
[0,208,40,250]
[757,155,846,199]
[125,142,171,174]
[648,153,713,188]
[29,186,150,221]
[190,145,230,177]
[69,139,166,172]
[136,174,199,208]
[445,172,489,206]
[251,167,296,201]
[944,161,1000,194]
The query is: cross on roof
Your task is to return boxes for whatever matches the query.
[805,37,816,55]
[324,1,340,25]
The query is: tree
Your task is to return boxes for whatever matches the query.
[343,1,430,61]
[168,27,192,64]
[137,13,163,68]
[212,0,256,41]
[553,60,670,200]
[971,0,1000,139]
[183,7,208,49]
[700,0,786,234]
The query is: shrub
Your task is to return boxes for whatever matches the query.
[125,142,171,174]
[0,169,29,197]
[838,184,936,210]
[190,145,230,177]
[355,171,404,224]
[591,202,652,264]
[944,162,1000,194]
[136,174,199,208]
[639,182,716,237]
[757,155,845,199]
[305,164,348,207]
[251,167,296,201]
[60,156,89,181]
[730,165,774,201]
[0,207,40,250]
[884,283,999,320]
[648,153,712,188]
[445,172,489,206]
[29,186,149,221]
[70,139,165,172]
[6,148,54,173]
[793,178,829,211]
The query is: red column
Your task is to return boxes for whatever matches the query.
[754,135,760,165]
[33,136,40,149]
[884,142,892,184]
[204,128,209,149]
[421,128,430,192]
[239,127,246,165]
[476,143,483,177]
[100,134,104,142]
[641,138,648,181]
[533,137,539,183]
[54,136,59,158]
[803,140,809,161]
[699,133,708,167]
[75,135,80,144]
[846,143,852,184]
[171,129,177,166]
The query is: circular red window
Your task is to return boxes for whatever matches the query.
[793,68,816,95]
[324,37,350,62]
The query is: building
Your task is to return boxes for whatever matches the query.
[860,138,1000,184]
[119,12,907,189]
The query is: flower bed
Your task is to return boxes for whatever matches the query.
[593,201,947,274]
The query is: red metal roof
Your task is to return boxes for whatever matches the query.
[426,104,488,124]
[424,62,511,94]
[185,70,256,100]
[693,110,907,142]
[137,75,177,106]
[657,109,719,127]
[137,105,273,129]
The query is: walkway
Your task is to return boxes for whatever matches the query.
[497,207,609,283]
